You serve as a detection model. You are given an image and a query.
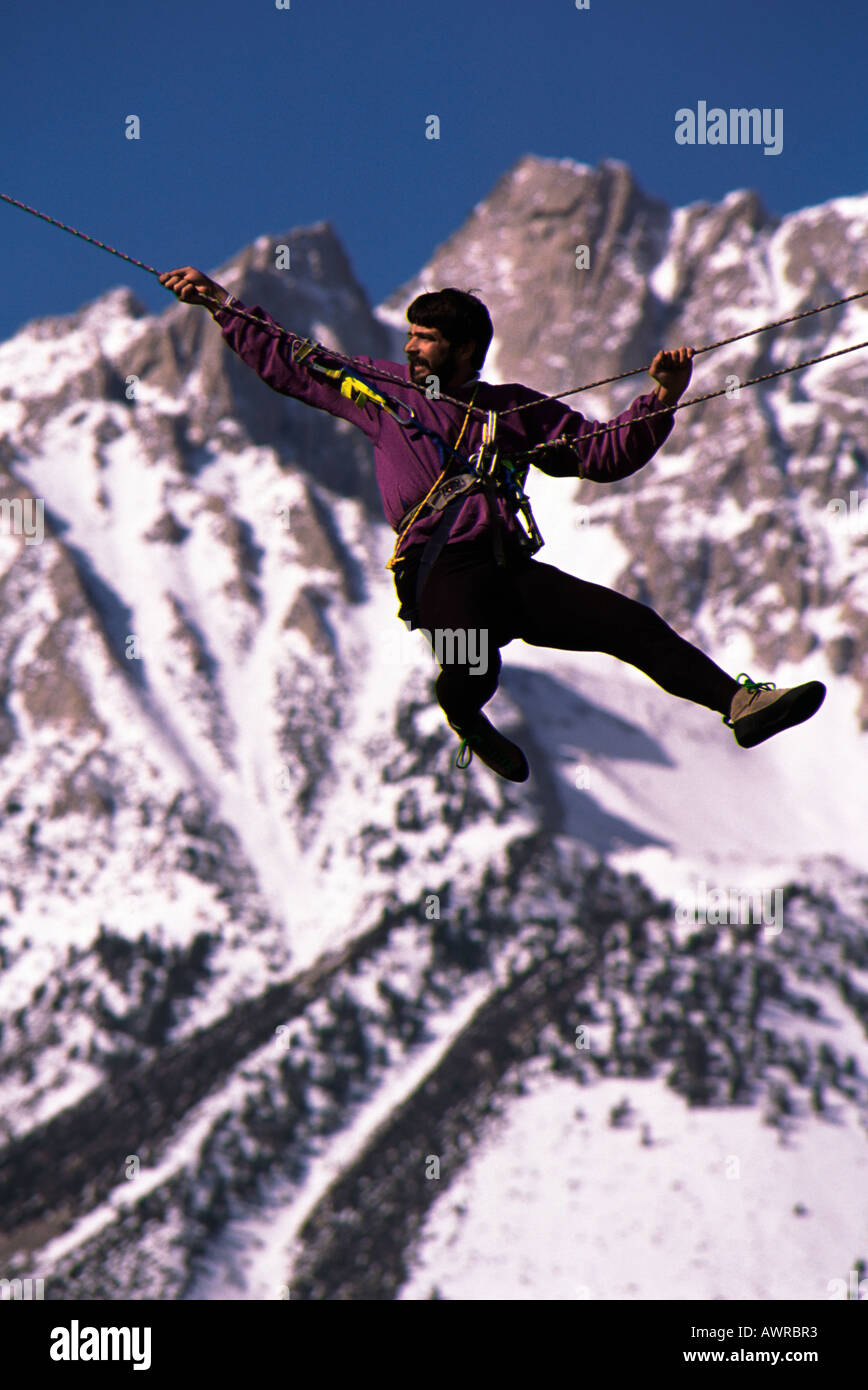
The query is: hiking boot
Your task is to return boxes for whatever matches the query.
[723,672,826,748]
[448,712,529,782]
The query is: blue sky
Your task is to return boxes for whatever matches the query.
[1,0,864,345]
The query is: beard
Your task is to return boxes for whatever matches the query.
[408,347,460,387]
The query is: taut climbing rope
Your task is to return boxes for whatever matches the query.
[3,191,867,436]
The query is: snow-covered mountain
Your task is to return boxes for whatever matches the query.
[0,156,866,1302]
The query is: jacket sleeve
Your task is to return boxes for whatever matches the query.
[210,298,382,441]
[520,388,676,482]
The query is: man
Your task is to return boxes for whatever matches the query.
[159,265,826,782]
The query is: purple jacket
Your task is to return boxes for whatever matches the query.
[210,298,675,555]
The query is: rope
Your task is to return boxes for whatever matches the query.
[4,190,867,434]
[510,337,868,462]
[0,192,163,278]
[500,288,868,417]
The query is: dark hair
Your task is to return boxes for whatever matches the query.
[405,287,493,372]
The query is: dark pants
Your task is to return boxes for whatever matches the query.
[394,531,740,729]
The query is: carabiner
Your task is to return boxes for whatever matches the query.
[380,395,416,426]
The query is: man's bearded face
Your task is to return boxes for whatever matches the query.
[405,323,470,388]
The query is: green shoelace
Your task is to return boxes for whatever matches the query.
[722,671,777,726]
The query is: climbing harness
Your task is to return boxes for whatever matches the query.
[387,401,548,628]
[286,330,481,561]
[388,385,483,627]
[472,409,544,560]
[387,384,478,551]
